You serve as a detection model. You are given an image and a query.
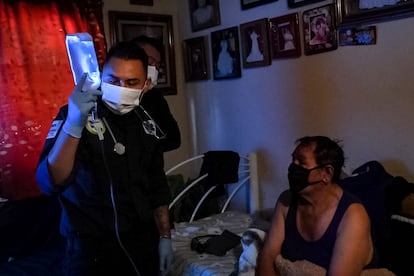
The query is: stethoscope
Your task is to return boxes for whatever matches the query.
[100,106,166,156]
[102,117,126,155]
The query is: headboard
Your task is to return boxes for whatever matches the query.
[166,151,259,222]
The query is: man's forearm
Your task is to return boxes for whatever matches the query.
[154,205,171,238]
[47,131,80,185]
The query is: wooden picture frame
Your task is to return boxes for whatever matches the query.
[189,0,221,32]
[183,36,210,81]
[210,26,242,80]
[240,18,271,68]
[288,0,324,8]
[241,0,278,10]
[129,0,153,6]
[269,13,301,59]
[108,11,177,95]
[302,4,338,56]
[336,0,414,27]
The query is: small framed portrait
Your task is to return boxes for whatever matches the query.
[210,26,242,80]
[302,4,338,56]
[269,13,301,59]
[240,0,278,10]
[240,18,271,68]
[189,0,221,32]
[183,36,210,82]
[108,11,177,95]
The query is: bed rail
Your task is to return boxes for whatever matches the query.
[166,152,259,223]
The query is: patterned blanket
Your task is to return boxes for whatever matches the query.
[168,211,252,276]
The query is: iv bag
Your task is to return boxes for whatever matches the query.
[65,33,101,91]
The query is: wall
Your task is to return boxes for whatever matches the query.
[103,0,414,209]
[175,0,414,209]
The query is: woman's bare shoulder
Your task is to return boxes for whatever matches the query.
[278,189,292,207]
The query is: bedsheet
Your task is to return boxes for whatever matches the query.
[169,211,252,276]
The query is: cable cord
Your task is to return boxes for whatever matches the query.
[98,140,141,276]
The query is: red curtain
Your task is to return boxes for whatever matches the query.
[0,0,106,200]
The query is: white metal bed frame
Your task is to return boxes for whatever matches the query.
[166,152,259,223]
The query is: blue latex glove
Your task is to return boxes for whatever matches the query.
[159,237,173,275]
[62,73,102,138]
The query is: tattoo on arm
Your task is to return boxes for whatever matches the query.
[154,205,171,238]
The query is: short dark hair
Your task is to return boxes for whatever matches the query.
[295,136,345,182]
[105,41,148,69]
[130,35,163,54]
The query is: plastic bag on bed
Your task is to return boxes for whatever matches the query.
[191,230,241,256]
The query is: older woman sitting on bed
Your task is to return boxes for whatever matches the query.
[256,136,376,276]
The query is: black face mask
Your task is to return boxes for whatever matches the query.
[288,163,324,194]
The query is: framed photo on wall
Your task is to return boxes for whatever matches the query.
[338,26,377,46]
[269,13,301,59]
[336,0,414,26]
[302,4,338,55]
[240,18,271,68]
[108,11,177,95]
[210,26,242,80]
[189,0,221,32]
[183,36,210,81]
[241,0,278,10]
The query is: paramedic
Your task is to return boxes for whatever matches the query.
[36,41,173,276]
[131,35,181,152]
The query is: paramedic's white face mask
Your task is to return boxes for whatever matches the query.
[147,66,159,90]
[101,82,143,114]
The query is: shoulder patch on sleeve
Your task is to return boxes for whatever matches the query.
[46,120,63,139]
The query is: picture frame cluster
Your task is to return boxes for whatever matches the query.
[183,1,340,81]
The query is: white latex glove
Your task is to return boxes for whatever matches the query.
[62,73,102,138]
[159,237,173,275]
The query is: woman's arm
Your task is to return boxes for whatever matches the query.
[328,203,374,276]
[256,192,290,276]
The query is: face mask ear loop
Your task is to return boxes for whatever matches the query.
[323,165,334,181]
[138,90,145,103]
[141,79,152,95]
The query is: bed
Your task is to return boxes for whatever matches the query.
[165,151,261,276]
[1,155,412,275]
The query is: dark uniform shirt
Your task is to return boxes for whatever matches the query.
[36,99,171,238]
[140,88,180,152]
